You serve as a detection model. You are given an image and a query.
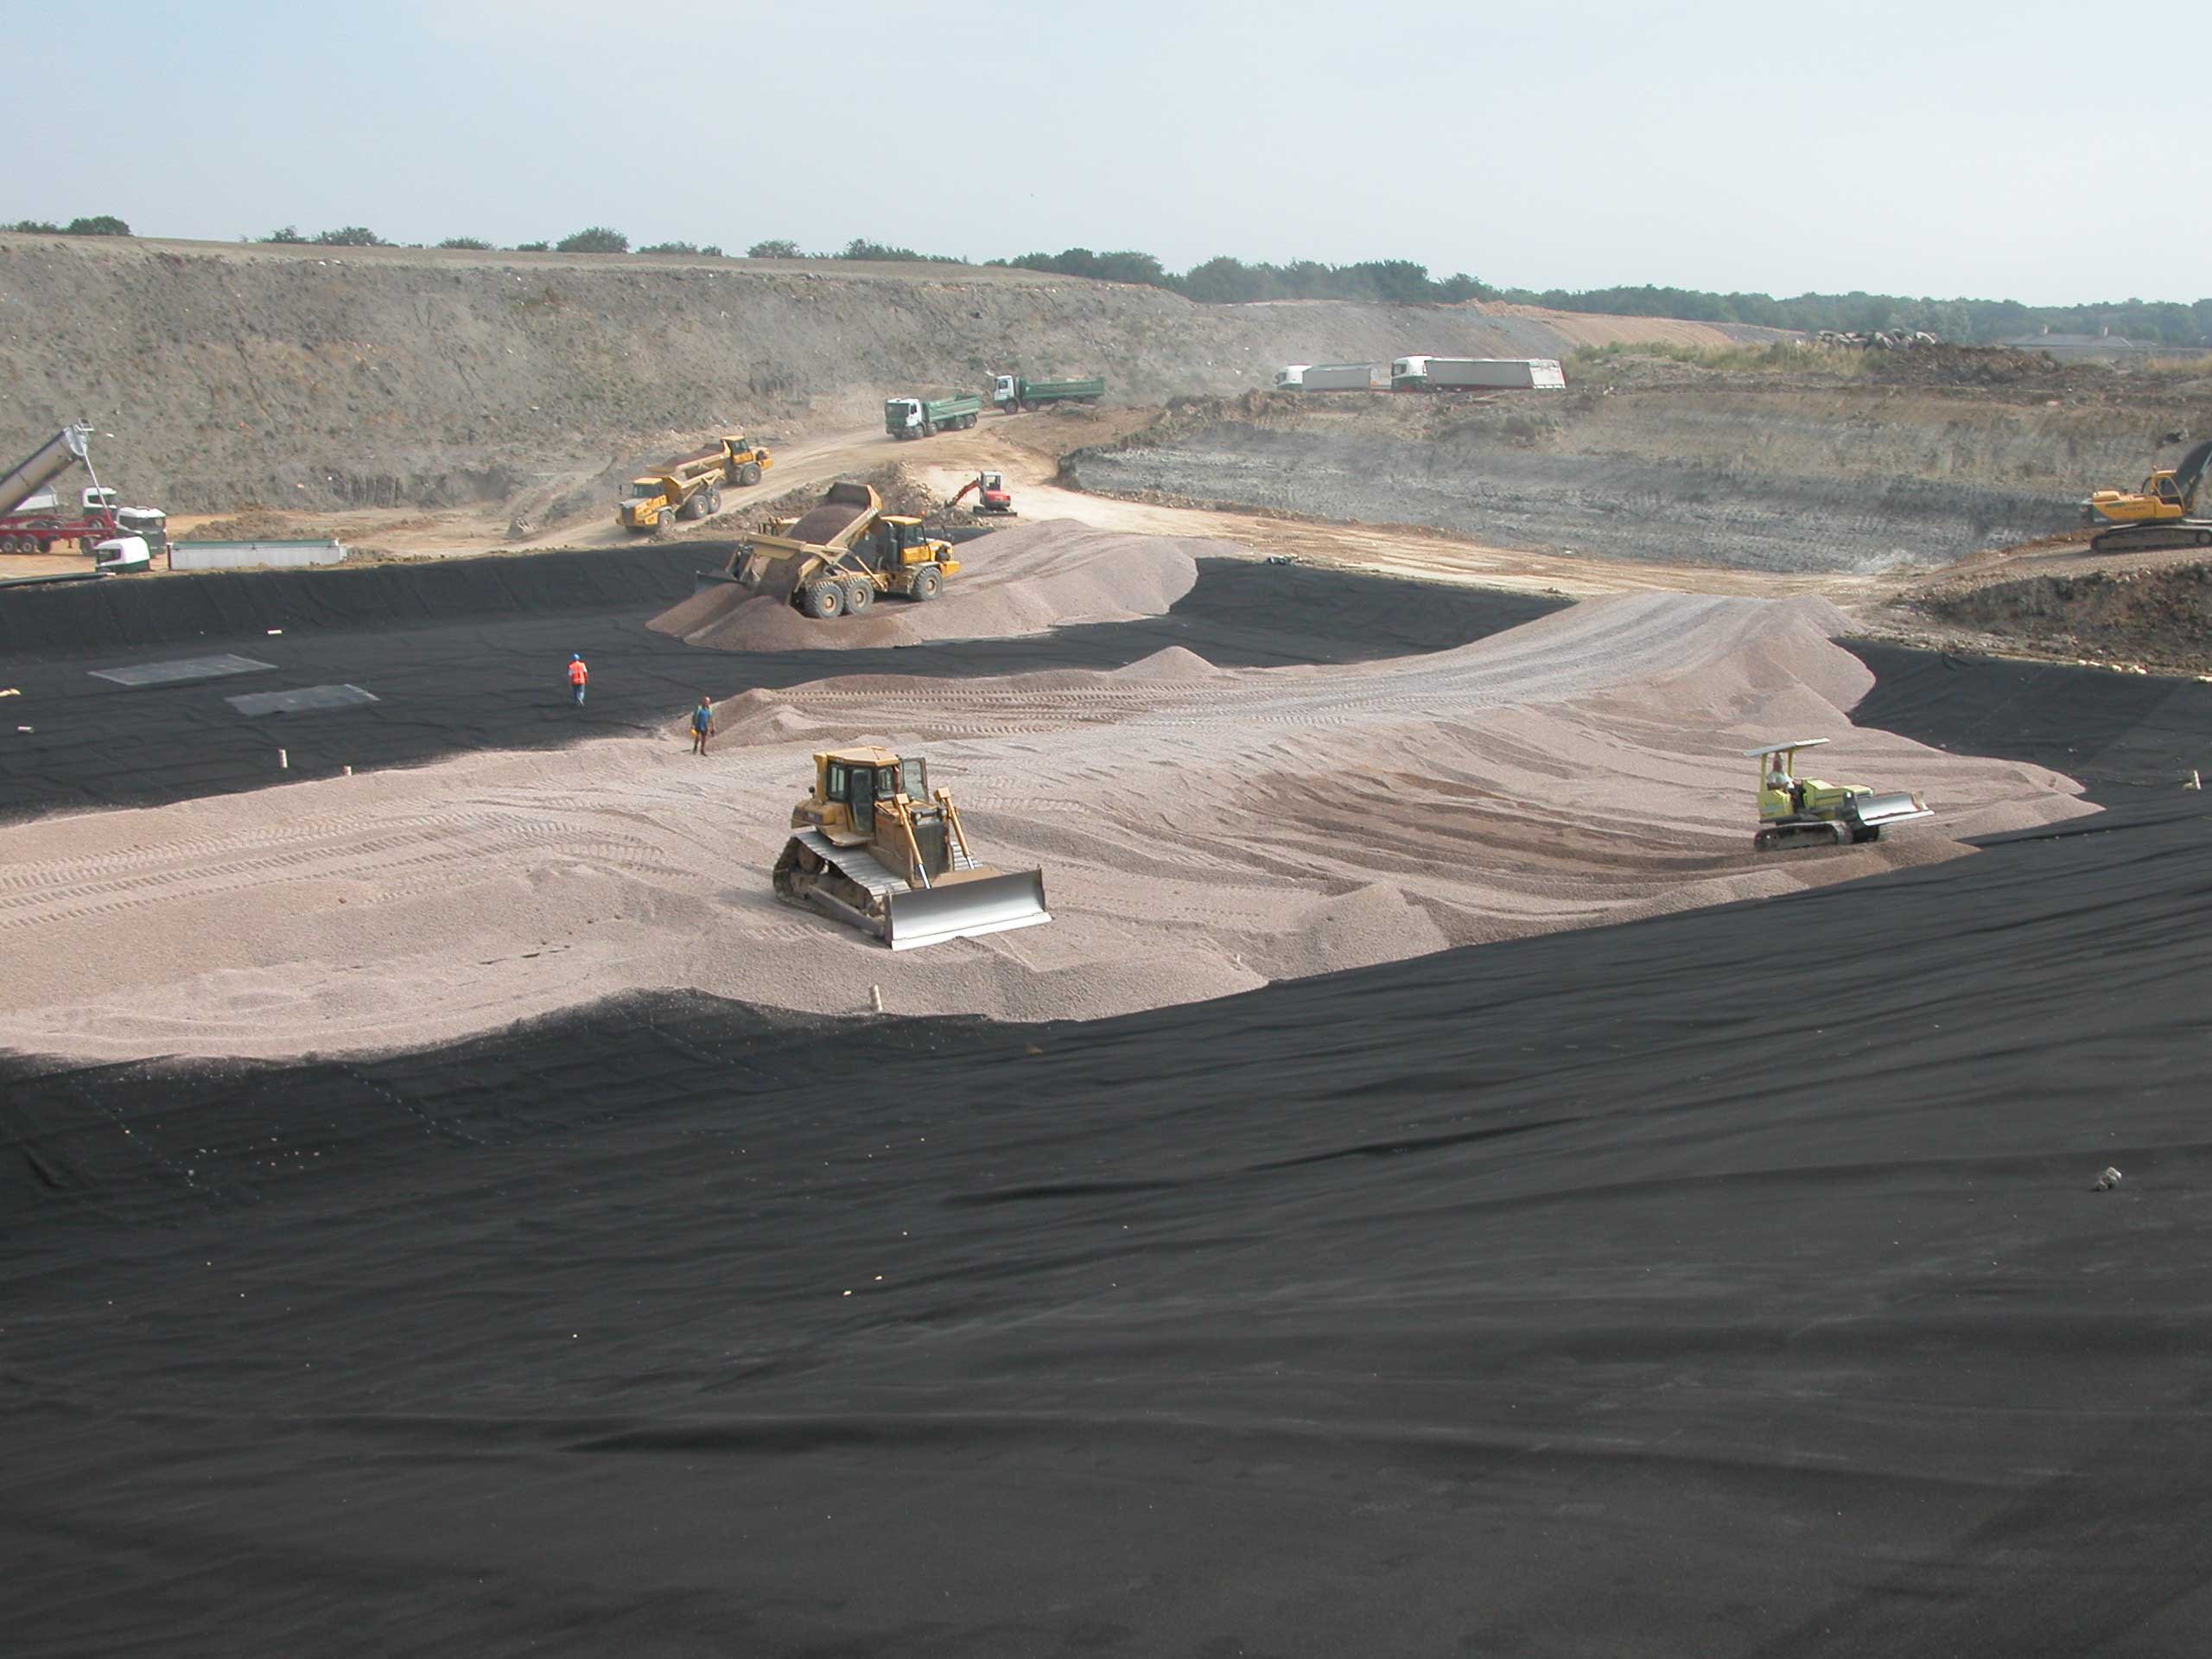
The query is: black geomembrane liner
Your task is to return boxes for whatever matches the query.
[5,557,2211,1655]
[0,551,1557,820]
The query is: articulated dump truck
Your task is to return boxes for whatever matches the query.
[617,434,772,533]
[715,480,958,620]
[773,746,1051,950]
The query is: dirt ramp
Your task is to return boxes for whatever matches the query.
[648,520,1206,651]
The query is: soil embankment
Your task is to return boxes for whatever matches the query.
[1067,370,2212,575]
[1905,559,2212,671]
[0,233,1780,514]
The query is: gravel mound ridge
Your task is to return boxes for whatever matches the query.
[0,591,2089,1060]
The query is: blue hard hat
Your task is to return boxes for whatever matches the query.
[571,653,582,661]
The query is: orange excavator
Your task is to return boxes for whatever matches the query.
[949,470,1017,516]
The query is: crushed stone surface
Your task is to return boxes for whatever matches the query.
[0,590,2092,1062]
[648,519,1206,650]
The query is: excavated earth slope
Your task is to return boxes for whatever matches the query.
[0,233,1779,512]
[1070,372,2212,574]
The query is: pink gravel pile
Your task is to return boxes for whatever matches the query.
[0,592,2094,1062]
[649,519,1206,650]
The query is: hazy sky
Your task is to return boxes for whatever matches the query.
[19,0,2202,305]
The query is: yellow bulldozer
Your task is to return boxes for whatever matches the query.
[2082,438,2212,553]
[1748,738,1932,851]
[772,746,1051,949]
[720,480,958,619]
[617,435,772,534]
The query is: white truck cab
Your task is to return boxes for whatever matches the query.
[1274,364,1310,390]
[95,507,166,573]
[93,534,151,573]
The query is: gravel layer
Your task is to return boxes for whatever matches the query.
[0,590,2091,1061]
[648,520,1206,650]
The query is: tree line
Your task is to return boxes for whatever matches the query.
[991,251,2212,346]
[4,216,130,236]
[10,216,2206,345]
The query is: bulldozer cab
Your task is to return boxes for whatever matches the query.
[822,748,928,830]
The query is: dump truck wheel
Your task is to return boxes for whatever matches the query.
[909,565,943,601]
[803,580,844,619]
[843,578,874,615]
[741,462,760,486]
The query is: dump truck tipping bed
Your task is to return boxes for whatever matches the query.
[784,481,879,546]
[0,424,92,519]
[723,481,885,604]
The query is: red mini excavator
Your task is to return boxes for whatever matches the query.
[948,470,1017,516]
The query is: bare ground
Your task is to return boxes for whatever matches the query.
[0,232,1778,516]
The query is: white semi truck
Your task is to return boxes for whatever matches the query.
[1275,363,1384,391]
[1299,362,1384,391]
[1389,356,1566,391]
[0,424,166,571]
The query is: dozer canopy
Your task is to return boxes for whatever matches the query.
[1741,738,1829,761]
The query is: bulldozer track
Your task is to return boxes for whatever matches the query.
[0,811,671,931]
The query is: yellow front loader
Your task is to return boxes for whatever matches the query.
[772,747,1051,950]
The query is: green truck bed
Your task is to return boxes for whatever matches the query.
[885,392,983,439]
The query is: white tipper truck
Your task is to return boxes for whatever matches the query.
[1297,362,1385,391]
[1389,356,1566,391]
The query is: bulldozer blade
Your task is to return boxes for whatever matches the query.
[886,869,1051,951]
[1850,791,1932,829]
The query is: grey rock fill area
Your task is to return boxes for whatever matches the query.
[1076,421,2067,573]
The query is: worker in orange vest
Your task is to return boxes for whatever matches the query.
[567,652,588,706]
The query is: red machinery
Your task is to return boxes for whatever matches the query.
[948,470,1017,516]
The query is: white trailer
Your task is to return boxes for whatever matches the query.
[1389,356,1566,391]
[1298,362,1384,391]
